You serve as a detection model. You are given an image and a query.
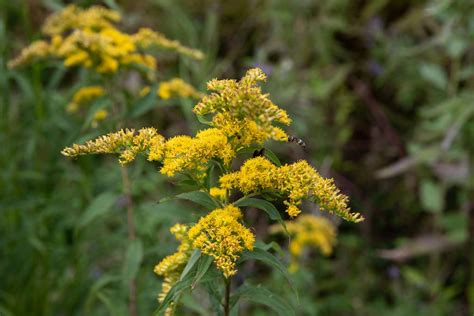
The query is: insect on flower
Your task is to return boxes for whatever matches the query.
[252,148,265,158]
[288,135,306,150]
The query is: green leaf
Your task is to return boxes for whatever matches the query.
[180,250,201,281]
[85,275,121,312]
[419,180,444,213]
[192,254,213,288]
[122,239,143,286]
[130,84,158,118]
[230,284,295,316]
[236,145,261,155]
[264,148,282,167]
[155,263,218,315]
[77,192,117,230]
[240,247,298,301]
[235,198,287,232]
[176,191,220,210]
[196,114,212,125]
[419,63,447,90]
[155,275,194,315]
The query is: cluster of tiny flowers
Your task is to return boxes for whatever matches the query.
[154,224,193,315]
[67,86,105,113]
[188,205,255,278]
[8,5,203,75]
[61,127,165,164]
[193,68,291,149]
[160,128,234,178]
[219,157,363,222]
[271,215,336,272]
[157,78,205,100]
[62,127,234,178]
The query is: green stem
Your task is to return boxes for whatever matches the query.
[224,278,231,316]
[121,166,138,316]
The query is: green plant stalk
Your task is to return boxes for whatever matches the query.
[121,166,138,316]
[224,277,231,316]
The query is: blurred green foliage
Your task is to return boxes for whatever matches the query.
[1,0,473,315]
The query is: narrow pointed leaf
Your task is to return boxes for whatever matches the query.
[176,191,220,210]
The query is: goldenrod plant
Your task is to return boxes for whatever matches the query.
[63,68,363,315]
[8,5,203,316]
[9,4,203,128]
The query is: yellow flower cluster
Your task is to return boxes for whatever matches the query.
[193,68,291,148]
[62,127,233,177]
[209,187,227,201]
[158,78,204,100]
[220,157,364,222]
[188,205,255,278]
[41,4,120,36]
[271,215,336,272]
[160,128,234,178]
[9,5,203,74]
[61,127,165,164]
[132,28,204,60]
[7,40,51,68]
[154,224,193,314]
[67,86,105,113]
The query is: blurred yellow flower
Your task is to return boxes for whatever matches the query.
[157,78,203,100]
[67,86,105,113]
[271,214,336,272]
[9,5,203,75]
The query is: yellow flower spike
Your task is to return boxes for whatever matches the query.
[271,215,337,272]
[193,68,291,148]
[154,224,193,315]
[41,5,121,36]
[10,5,202,76]
[61,127,165,165]
[132,28,204,60]
[219,157,363,222]
[8,40,51,68]
[188,205,255,278]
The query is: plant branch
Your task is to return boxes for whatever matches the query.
[121,166,137,316]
